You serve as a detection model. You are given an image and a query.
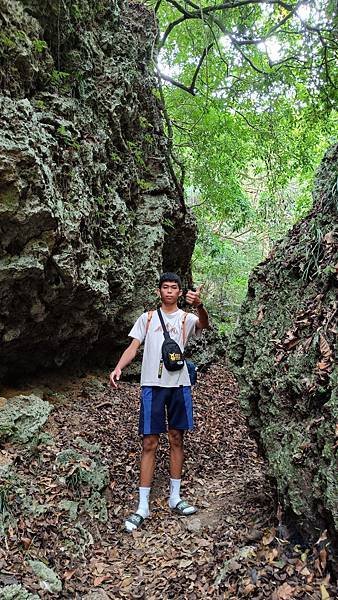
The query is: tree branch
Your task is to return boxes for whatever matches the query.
[166,0,295,16]
[158,70,197,95]
[157,0,336,101]
[165,0,193,16]
[191,43,214,91]
[230,37,270,75]
[235,5,300,45]
[158,41,213,95]
[160,0,282,77]
[157,75,186,209]
[160,15,186,48]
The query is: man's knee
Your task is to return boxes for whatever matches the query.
[168,429,184,448]
[142,434,159,453]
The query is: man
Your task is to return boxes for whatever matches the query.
[110,272,209,532]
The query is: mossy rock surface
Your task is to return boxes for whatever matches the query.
[28,560,62,593]
[0,394,52,443]
[0,0,196,380]
[229,145,338,542]
[56,448,110,492]
[0,585,40,600]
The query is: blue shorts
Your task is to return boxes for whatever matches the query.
[139,386,194,435]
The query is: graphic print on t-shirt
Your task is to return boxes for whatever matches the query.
[154,323,179,336]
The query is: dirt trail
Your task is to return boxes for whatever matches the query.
[0,361,336,598]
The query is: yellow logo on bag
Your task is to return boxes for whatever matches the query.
[169,353,181,361]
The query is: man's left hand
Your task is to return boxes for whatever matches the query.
[186,284,204,307]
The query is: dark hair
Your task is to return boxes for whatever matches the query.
[158,272,182,290]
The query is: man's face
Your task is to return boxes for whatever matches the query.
[158,281,182,304]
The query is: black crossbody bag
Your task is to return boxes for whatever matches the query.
[157,309,185,371]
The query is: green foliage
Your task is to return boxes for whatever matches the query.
[134,149,146,168]
[110,151,122,163]
[139,116,153,129]
[150,0,338,330]
[127,140,146,168]
[0,32,16,49]
[56,125,80,149]
[137,179,153,190]
[34,99,46,110]
[31,38,47,53]
[152,87,162,101]
[163,217,175,229]
[50,69,70,89]
[192,224,263,331]
[70,3,83,20]
[144,133,154,144]
[56,125,69,137]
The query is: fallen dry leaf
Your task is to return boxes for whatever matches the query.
[93,575,111,586]
[320,583,330,600]
[262,527,276,545]
[316,530,328,544]
[319,334,332,359]
[323,231,335,245]
[178,559,193,568]
[319,547,328,571]
[316,360,331,370]
[272,582,295,599]
[63,569,77,581]
[20,537,32,550]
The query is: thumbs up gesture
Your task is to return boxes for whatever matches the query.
[185,284,204,307]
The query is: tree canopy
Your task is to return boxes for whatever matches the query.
[155,0,337,99]
[146,0,338,326]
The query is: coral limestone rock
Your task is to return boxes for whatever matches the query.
[229,145,338,541]
[0,393,52,443]
[0,0,196,378]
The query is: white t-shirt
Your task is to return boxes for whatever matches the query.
[129,308,200,387]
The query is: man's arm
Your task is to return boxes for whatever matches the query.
[185,284,209,330]
[195,304,209,330]
[109,338,141,388]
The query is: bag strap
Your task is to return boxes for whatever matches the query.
[182,312,188,345]
[145,310,154,335]
[157,308,171,339]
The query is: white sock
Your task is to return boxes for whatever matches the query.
[169,478,181,508]
[136,486,150,518]
[125,487,150,533]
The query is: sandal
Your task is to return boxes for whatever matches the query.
[173,500,197,516]
[124,512,144,532]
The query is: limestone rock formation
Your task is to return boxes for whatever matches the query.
[27,561,62,594]
[0,393,52,443]
[0,0,196,379]
[0,585,40,600]
[229,145,337,545]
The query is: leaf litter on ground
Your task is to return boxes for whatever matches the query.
[0,359,336,598]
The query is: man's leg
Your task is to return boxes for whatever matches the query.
[125,434,159,532]
[168,428,184,480]
[168,428,196,514]
[167,386,197,515]
[137,434,159,519]
[140,434,159,487]
[167,429,184,509]
[125,387,167,532]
